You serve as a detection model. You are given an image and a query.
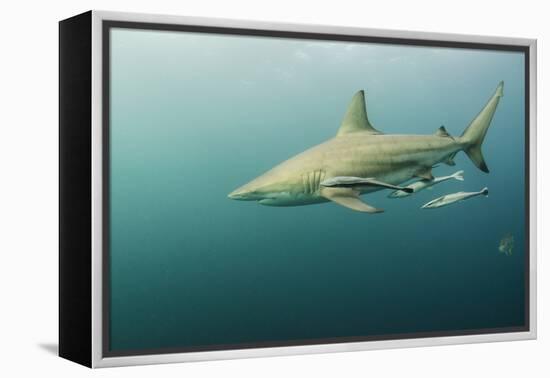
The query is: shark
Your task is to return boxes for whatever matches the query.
[228,82,503,213]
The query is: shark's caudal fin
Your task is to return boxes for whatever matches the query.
[337,90,383,136]
[460,81,504,173]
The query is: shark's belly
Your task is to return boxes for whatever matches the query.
[323,137,459,190]
[259,136,459,205]
[321,152,451,195]
[267,164,414,205]
[358,168,417,194]
[259,194,328,207]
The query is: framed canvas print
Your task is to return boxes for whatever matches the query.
[59,10,537,368]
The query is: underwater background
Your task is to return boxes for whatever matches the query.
[108,27,526,352]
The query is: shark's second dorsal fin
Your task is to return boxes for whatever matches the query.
[337,90,382,136]
[436,125,453,138]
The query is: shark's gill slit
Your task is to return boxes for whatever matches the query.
[302,173,309,193]
[316,170,322,193]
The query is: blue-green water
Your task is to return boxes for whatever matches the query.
[109,28,526,352]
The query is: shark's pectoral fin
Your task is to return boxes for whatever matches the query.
[320,187,384,213]
[320,176,414,193]
[414,167,434,181]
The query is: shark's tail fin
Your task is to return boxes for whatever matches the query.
[451,170,464,181]
[481,187,489,196]
[460,81,504,173]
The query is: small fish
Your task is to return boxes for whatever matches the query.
[499,233,514,256]
[388,170,464,198]
[421,187,488,209]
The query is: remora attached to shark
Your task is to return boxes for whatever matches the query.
[228,82,504,213]
[388,170,465,198]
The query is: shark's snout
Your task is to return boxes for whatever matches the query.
[228,185,260,201]
[227,189,249,200]
[228,177,283,202]
[229,171,301,206]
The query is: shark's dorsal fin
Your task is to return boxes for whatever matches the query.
[435,125,453,138]
[337,90,382,136]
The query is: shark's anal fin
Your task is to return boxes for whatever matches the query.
[320,187,383,213]
[444,152,457,166]
[414,167,434,181]
[320,176,414,193]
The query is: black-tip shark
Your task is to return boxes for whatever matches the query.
[228,82,503,213]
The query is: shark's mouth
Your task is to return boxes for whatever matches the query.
[258,192,319,207]
[258,198,277,204]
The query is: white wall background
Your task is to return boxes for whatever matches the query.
[0,0,546,376]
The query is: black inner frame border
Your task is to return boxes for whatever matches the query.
[102,20,531,358]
